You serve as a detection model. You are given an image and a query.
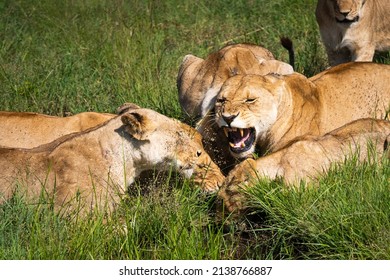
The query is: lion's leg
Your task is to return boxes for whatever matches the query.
[327,47,352,66]
[352,45,376,62]
[217,158,258,214]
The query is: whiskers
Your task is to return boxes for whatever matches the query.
[195,110,217,131]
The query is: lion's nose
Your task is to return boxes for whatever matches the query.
[222,113,239,126]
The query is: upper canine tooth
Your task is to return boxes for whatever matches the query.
[223,127,229,137]
[240,128,244,137]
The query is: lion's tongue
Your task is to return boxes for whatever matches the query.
[229,129,250,148]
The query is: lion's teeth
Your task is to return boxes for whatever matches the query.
[240,128,244,137]
[229,142,235,148]
[241,142,246,148]
[223,127,229,137]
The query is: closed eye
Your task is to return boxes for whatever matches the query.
[245,98,256,103]
[216,98,226,104]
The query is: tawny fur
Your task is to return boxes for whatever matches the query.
[316,0,390,66]
[0,105,224,214]
[198,62,390,172]
[177,43,294,119]
[219,118,390,214]
[0,111,115,149]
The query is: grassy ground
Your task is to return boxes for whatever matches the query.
[0,0,389,259]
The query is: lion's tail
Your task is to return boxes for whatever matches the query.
[280,37,295,70]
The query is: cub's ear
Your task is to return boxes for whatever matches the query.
[261,60,294,75]
[121,112,157,140]
[117,103,141,115]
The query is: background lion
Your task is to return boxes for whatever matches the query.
[177,43,294,120]
[0,104,224,214]
[316,0,390,66]
[219,118,390,214]
[198,62,390,173]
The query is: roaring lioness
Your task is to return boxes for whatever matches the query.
[0,111,115,148]
[0,104,224,214]
[177,43,294,119]
[219,118,390,214]
[198,62,390,171]
[316,0,390,66]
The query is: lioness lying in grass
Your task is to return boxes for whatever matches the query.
[219,118,390,214]
[0,103,224,215]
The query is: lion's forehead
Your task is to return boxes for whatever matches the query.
[173,122,203,144]
[145,117,203,150]
[218,82,273,102]
[220,74,273,93]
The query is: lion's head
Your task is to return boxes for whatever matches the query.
[331,0,365,23]
[177,43,293,119]
[214,74,284,159]
[121,106,225,191]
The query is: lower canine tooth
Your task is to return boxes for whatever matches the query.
[241,142,246,148]
[229,142,235,148]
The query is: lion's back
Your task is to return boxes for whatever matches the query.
[0,111,114,149]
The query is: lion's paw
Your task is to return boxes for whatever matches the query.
[218,158,258,214]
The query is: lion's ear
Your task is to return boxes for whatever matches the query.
[121,112,157,140]
[261,60,294,75]
[117,103,141,115]
[177,54,204,91]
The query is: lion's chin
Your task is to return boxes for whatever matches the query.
[222,126,256,158]
[230,146,256,159]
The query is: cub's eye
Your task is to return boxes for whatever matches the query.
[196,150,202,157]
[245,98,256,103]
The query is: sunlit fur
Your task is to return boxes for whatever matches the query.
[316,0,390,66]
[197,62,390,171]
[0,111,115,149]
[177,43,293,119]
[0,105,224,214]
[219,118,390,214]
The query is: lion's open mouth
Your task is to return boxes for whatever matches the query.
[223,127,256,154]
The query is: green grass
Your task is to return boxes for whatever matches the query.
[0,0,389,260]
[243,156,390,260]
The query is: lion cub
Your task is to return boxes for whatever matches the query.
[316,0,390,66]
[219,118,390,214]
[0,104,224,214]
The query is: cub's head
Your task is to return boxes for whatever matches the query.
[120,105,224,192]
[331,0,365,23]
[177,44,293,118]
[214,74,284,159]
